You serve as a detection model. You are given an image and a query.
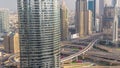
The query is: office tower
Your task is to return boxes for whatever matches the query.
[88,0,96,32]
[95,0,104,16]
[13,33,20,53]
[0,8,9,34]
[113,0,118,42]
[17,0,60,68]
[75,0,88,37]
[3,32,19,53]
[102,6,114,34]
[99,0,104,16]
[60,0,69,41]
[87,10,93,34]
[88,0,94,12]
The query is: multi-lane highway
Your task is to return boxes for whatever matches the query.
[7,33,102,65]
[61,39,99,62]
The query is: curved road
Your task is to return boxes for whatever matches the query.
[8,39,99,64]
[61,39,99,62]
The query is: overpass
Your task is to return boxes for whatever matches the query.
[8,39,99,64]
[61,39,99,62]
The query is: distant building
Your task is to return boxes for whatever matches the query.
[104,0,112,6]
[9,13,18,31]
[75,0,88,37]
[112,0,118,43]
[99,0,104,15]
[9,13,18,24]
[75,0,92,37]
[88,0,96,31]
[88,0,94,13]
[60,0,69,41]
[87,10,93,35]
[0,8,9,34]
[3,32,19,53]
[102,6,114,31]
[95,18,100,32]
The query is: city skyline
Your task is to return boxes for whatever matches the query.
[1,0,120,68]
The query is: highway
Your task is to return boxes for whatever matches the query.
[61,39,99,62]
[7,39,99,64]
[7,33,102,64]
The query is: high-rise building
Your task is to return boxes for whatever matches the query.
[102,6,114,33]
[17,0,60,68]
[3,32,19,53]
[88,0,96,32]
[112,0,118,43]
[88,0,94,12]
[99,0,104,16]
[93,0,105,16]
[60,0,69,41]
[87,10,93,34]
[75,0,88,37]
[0,8,9,34]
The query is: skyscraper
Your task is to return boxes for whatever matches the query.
[17,0,61,68]
[88,0,96,32]
[0,8,9,34]
[88,0,95,14]
[99,0,104,16]
[75,0,88,37]
[60,0,69,41]
[112,0,118,43]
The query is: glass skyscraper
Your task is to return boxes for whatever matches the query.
[88,0,96,31]
[17,0,60,68]
[0,8,9,34]
[88,0,94,13]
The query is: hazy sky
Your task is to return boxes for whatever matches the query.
[0,0,75,11]
[0,0,17,11]
[1,0,119,11]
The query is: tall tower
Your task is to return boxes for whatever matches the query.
[0,8,9,34]
[88,0,96,32]
[17,0,61,68]
[60,0,69,41]
[113,0,118,43]
[75,0,88,37]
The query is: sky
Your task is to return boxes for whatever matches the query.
[0,0,17,11]
[0,0,75,11]
[1,0,120,11]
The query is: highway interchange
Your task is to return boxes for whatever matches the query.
[2,33,120,66]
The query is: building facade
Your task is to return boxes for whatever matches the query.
[75,0,92,37]
[0,8,9,34]
[3,32,19,53]
[17,0,60,68]
[102,6,114,33]
[60,0,69,41]
[75,0,88,37]
[112,0,118,43]
[88,0,96,32]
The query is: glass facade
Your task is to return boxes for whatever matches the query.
[17,0,60,68]
[0,9,9,33]
[88,1,94,13]
[88,0,96,31]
